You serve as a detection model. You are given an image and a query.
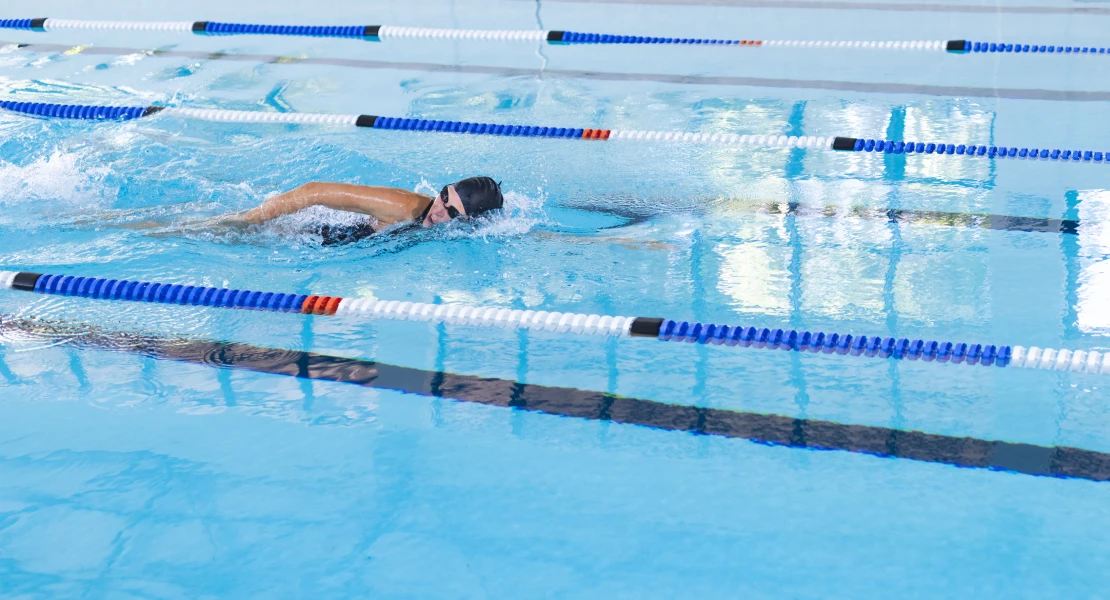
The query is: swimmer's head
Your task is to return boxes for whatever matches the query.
[422,176,504,227]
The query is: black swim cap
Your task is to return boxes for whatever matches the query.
[452,176,503,218]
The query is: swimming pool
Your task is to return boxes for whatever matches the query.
[1,0,1109,596]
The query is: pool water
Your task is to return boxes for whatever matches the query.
[2,0,1110,597]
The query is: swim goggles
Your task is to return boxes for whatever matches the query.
[439,185,465,220]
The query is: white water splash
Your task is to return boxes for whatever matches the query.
[460,189,548,239]
[0,150,111,207]
[265,204,378,236]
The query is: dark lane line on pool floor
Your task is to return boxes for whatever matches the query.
[583,200,1082,235]
[793,205,1079,235]
[2,315,1106,482]
[523,0,1110,15]
[840,207,1077,235]
[7,41,1110,102]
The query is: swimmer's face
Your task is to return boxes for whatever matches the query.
[422,185,468,227]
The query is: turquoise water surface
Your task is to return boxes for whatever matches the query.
[1,0,1109,597]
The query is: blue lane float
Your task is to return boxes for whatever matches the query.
[0,99,155,120]
[831,136,1110,164]
[965,41,1110,54]
[651,318,1008,366]
[195,22,378,38]
[0,19,35,29]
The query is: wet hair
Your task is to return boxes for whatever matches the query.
[452,176,504,217]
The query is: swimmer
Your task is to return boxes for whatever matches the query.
[97,175,504,245]
[222,175,504,245]
[88,175,674,250]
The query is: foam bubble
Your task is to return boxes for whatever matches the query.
[0,150,111,208]
[457,189,548,240]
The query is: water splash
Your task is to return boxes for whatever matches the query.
[0,149,112,209]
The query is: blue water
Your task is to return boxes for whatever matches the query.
[2,0,1110,597]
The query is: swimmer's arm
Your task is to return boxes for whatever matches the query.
[230,182,430,226]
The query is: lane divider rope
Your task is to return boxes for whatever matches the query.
[4,269,1107,374]
[0,270,635,336]
[763,40,1110,54]
[2,20,1102,54]
[2,99,1108,165]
